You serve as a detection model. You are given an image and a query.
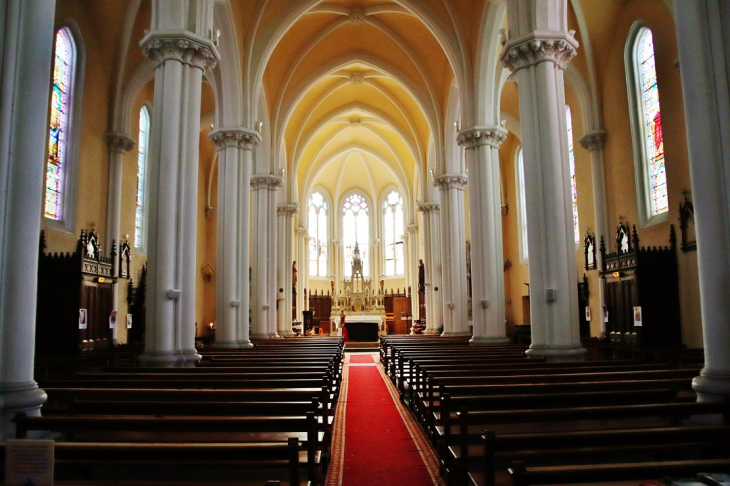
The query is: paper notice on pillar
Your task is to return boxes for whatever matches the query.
[602,305,609,323]
[126,313,133,329]
[109,310,117,329]
[5,439,54,486]
[633,306,643,326]
[585,306,592,321]
[79,308,88,329]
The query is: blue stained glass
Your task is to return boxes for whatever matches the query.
[638,29,668,215]
[45,29,73,220]
[135,107,150,247]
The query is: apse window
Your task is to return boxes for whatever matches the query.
[308,191,329,277]
[626,25,668,226]
[342,193,369,277]
[383,190,405,276]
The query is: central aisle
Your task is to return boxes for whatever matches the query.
[326,353,440,486]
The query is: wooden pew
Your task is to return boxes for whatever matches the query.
[1,440,306,485]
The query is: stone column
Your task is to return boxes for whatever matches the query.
[295,227,308,322]
[500,3,585,361]
[418,203,442,335]
[406,224,419,318]
[138,10,219,367]
[434,175,470,336]
[105,133,135,345]
[579,130,609,339]
[459,127,511,344]
[674,0,730,401]
[250,175,283,339]
[209,129,260,348]
[0,0,55,439]
[277,204,298,337]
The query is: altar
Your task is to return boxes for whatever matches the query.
[333,316,383,342]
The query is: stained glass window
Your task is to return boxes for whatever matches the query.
[135,106,150,248]
[637,28,668,215]
[308,191,328,277]
[565,105,580,244]
[516,149,529,262]
[342,193,369,277]
[45,29,74,220]
[383,190,404,276]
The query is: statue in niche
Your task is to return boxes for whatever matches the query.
[418,259,425,293]
[292,261,298,287]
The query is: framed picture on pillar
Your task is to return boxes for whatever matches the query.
[584,232,596,270]
[679,193,697,252]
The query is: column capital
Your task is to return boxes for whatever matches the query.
[417,202,440,214]
[106,132,136,153]
[457,126,508,149]
[251,175,283,190]
[295,227,308,237]
[500,32,578,72]
[209,128,261,151]
[433,174,468,191]
[579,130,607,152]
[407,223,418,235]
[141,30,220,70]
[277,203,299,216]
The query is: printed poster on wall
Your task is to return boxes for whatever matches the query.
[126,314,133,329]
[109,310,117,329]
[633,306,643,326]
[78,309,88,329]
[585,306,592,322]
[4,439,54,486]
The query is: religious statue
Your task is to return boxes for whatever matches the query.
[418,259,425,293]
[331,280,335,294]
[292,261,298,287]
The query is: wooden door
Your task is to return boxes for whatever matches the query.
[393,297,410,334]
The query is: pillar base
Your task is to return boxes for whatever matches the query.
[693,369,730,402]
[238,341,255,349]
[423,329,441,336]
[0,382,47,440]
[138,350,186,368]
[250,333,280,339]
[442,331,472,337]
[470,336,511,345]
[525,344,586,362]
[181,349,201,367]
[278,330,297,338]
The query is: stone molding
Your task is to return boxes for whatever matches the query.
[457,126,508,150]
[141,30,219,71]
[277,203,299,216]
[106,132,136,153]
[251,175,283,190]
[407,223,418,235]
[209,128,261,152]
[579,130,607,152]
[501,32,578,72]
[433,174,468,191]
[417,202,440,214]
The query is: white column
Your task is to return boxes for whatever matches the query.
[434,175,470,336]
[105,133,135,345]
[0,0,55,439]
[250,175,283,339]
[295,227,307,322]
[674,0,730,401]
[406,224,419,318]
[209,129,259,348]
[500,2,585,361]
[459,127,511,344]
[418,203,442,334]
[138,11,219,367]
[579,130,609,339]
[277,204,298,337]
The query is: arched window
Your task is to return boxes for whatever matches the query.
[342,193,369,277]
[515,148,529,263]
[566,105,580,245]
[626,26,668,225]
[308,191,328,277]
[383,190,404,276]
[45,28,76,221]
[134,106,150,248]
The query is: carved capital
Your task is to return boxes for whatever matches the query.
[295,227,308,237]
[106,133,136,153]
[209,128,261,151]
[579,130,607,152]
[417,202,440,214]
[433,174,468,191]
[407,224,418,235]
[141,30,219,71]
[500,32,578,72]
[277,203,299,216]
[251,175,283,190]
[457,126,508,150]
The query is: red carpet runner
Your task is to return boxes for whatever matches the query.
[326,353,440,486]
